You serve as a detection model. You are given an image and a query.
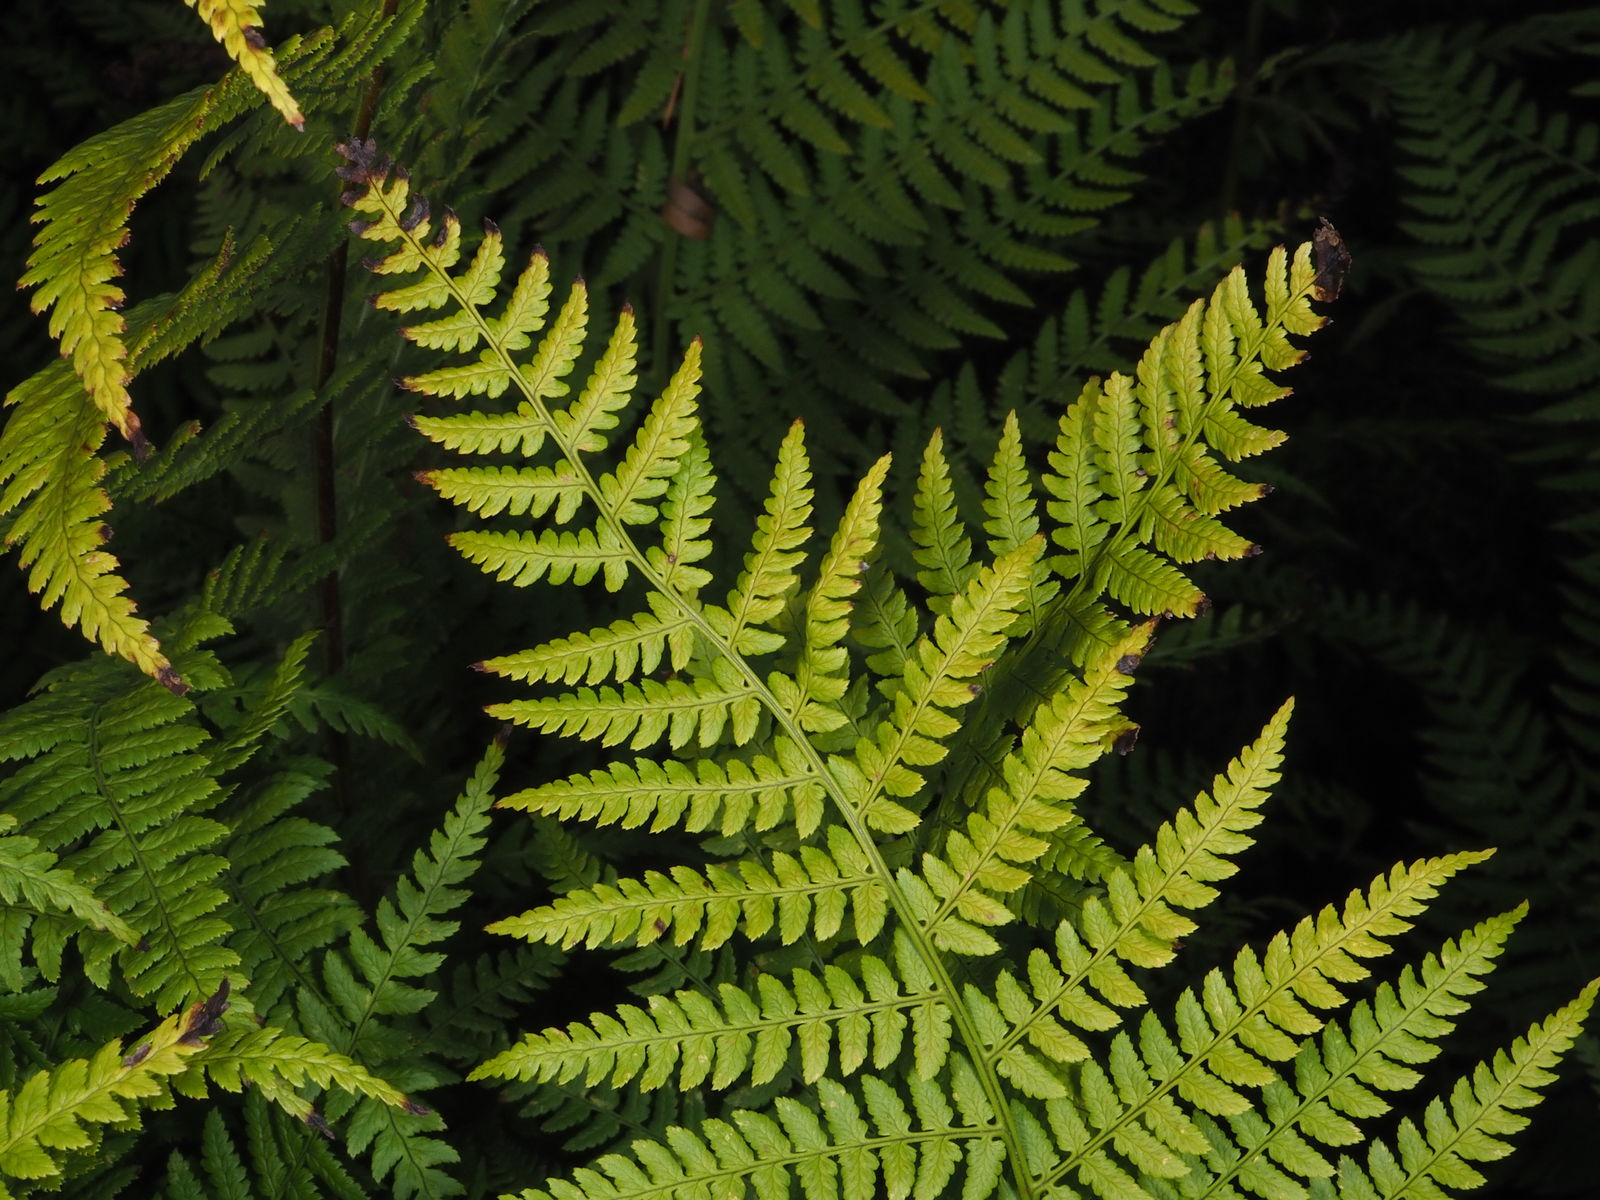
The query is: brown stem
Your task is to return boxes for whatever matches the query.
[311,1,398,811]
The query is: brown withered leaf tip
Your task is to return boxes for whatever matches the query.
[179,978,231,1046]
[334,138,391,191]
[1115,653,1143,675]
[122,1042,152,1068]
[157,666,190,697]
[1112,726,1141,757]
[1312,217,1351,302]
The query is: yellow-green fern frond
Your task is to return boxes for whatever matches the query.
[181,0,304,131]
[1333,978,1598,1200]
[19,83,250,447]
[487,825,885,953]
[343,146,1592,1200]
[0,984,229,1195]
[0,817,139,991]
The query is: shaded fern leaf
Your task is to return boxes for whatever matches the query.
[290,742,508,1199]
[0,637,238,1011]
[1387,34,1600,413]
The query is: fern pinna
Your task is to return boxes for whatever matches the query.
[337,141,1596,1200]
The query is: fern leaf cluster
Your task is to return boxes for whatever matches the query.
[340,145,1597,1200]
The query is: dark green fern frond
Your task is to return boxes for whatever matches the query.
[461,0,1233,490]
[282,742,507,1199]
[0,635,238,1010]
[217,757,360,1021]
[1312,592,1600,1017]
[1386,34,1600,415]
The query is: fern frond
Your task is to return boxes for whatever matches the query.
[182,0,304,130]
[846,537,1042,830]
[487,824,883,953]
[2,1,419,681]
[503,1072,984,1200]
[287,742,505,1199]
[1333,979,1598,1200]
[1387,35,1600,412]
[345,147,1591,1200]
[19,82,253,448]
[0,985,228,1195]
[1159,905,1525,1199]
[218,759,359,1020]
[499,738,824,838]
[2,236,272,687]
[475,0,1232,469]
[190,1021,411,1121]
[0,643,237,1010]
[0,819,138,993]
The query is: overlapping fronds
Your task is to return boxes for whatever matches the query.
[1,0,419,684]
[0,985,228,1197]
[465,0,1230,471]
[2,239,275,687]
[341,143,1597,1200]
